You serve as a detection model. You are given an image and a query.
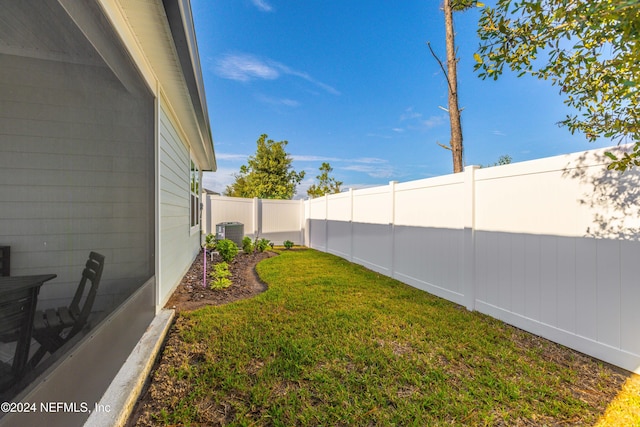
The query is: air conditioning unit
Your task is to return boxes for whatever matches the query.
[215,222,244,247]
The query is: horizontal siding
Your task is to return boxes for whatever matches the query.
[158,104,199,307]
[0,54,153,312]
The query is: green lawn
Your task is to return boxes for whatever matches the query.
[147,248,634,426]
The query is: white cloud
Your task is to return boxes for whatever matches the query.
[292,155,341,162]
[400,107,422,121]
[343,164,394,179]
[215,53,279,82]
[421,115,446,129]
[285,71,341,95]
[215,52,340,95]
[492,130,507,136]
[293,155,387,166]
[399,107,445,130]
[215,152,249,161]
[202,168,238,194]
[251,0,273,12]
[338,157,394,178]
[280,99,300,107]
[366,133,393,139]
[353,157,387,164]
[273,61,341,95]
[255,94,300,107]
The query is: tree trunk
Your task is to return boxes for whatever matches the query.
[444,0,464,173]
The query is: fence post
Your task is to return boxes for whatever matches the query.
[324,194,329,253]
[299,199,305,246]
[389,181,398,278]
[463,166,478,311]
[349,188,354,262]
[253,197,260,238]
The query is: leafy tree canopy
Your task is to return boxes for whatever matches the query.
[474,0,639,171]
[224,134,305,199]
[307,162,343,199]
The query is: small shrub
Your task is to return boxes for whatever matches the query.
[283,240,294,250]
[242,236,254,254]
[216,239,238,262]
[204,233,217,250]
[210,262,232,289]
[255,238,271,253]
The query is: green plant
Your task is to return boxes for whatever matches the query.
[283,240,294,250]
[209,262,232,289]
[224,134,306,198]
[255,238,271,253]
[204,233,217,250]
[307,162,342,198]
[475,0,640,171]
[216,239,238,263]
[242,236,254,254]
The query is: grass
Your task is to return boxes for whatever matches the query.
[148,249,637,426]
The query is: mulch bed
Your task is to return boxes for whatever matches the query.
[165,248,275,312]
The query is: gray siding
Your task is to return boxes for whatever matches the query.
[158,105,200,307]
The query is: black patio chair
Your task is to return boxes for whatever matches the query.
[0,286,38,394]
[29,252,105,367]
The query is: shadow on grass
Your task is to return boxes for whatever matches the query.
[133,249,638,426]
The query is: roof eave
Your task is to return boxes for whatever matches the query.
[162,0,216,171]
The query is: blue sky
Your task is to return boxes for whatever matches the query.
[192,0,612,197]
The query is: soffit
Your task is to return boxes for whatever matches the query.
[0,0,102,66]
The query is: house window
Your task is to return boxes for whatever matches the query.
[190,160,200,228]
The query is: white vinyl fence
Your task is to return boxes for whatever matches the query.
[203,195,305,245]
[204,146,640,373]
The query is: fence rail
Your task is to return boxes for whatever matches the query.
[203,146,640,373]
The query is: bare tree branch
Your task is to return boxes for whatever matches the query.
[426,42,454,94]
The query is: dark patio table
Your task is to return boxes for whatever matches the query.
[0,274,56,377]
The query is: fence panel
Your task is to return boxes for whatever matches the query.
[203,146,640,372]
[261,199,303,244]
[352,186,391,224]
[393,226,465,305]
[206,195,256,236]
[394,174,465,228]
[326,191,352,222]
[352,223,392,275]
[469,148,640,371]
[307,197,326,219]
[261,199,302,233]
[326,220,351,259]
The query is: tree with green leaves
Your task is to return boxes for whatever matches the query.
[224,134,305,199]
[307,162,343,199]
[428,1,485,173]
[474,0,639,171]
[481,154,513,168]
